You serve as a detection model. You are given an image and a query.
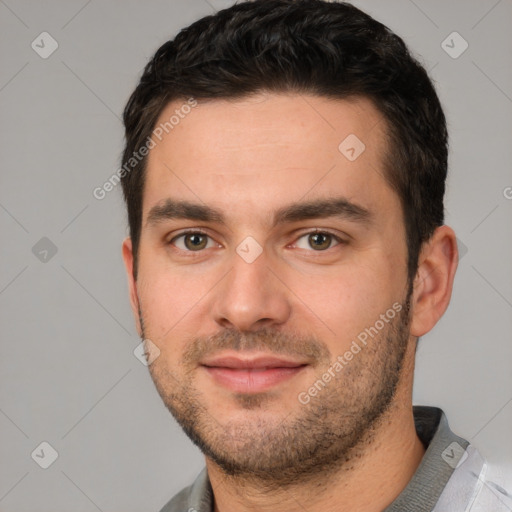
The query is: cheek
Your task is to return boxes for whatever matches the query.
[135,262,209,344]
[292,261,399,346]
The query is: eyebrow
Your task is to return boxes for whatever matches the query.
[145,197,373,228]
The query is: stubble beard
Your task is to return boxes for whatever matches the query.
[140,293,412,490]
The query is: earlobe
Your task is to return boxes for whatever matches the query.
[122,237,142,335]
[409,225,459,337]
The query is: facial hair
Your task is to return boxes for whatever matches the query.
[139,292,412,490]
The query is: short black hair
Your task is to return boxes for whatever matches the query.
[121,0,447,283]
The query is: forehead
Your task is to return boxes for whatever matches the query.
[142,93,397,227]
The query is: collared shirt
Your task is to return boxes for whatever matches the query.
[159,406,512,512]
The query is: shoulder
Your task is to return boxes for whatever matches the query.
[158,468,212,512]
[433,446,512,511]
[159,485,195,512]
[468,464,512,512]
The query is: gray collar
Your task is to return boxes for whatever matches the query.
[384,406,470,511]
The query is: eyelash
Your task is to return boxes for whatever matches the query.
[168,228,346,254]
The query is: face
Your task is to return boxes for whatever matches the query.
[123,93,414,485]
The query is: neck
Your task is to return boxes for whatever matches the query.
[207,352,425,512]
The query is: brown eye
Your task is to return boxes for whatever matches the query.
[171,232,213,251]
[294,231,342,251]
[308,232,332,250]
[184,233,207,250]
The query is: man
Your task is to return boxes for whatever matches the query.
[120,1,510,510]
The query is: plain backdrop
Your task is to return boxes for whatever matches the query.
[0,1,511,511]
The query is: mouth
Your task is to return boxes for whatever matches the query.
[200,354,309,393]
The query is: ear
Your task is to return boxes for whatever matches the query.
[122,237,142,336]
[409,225,459,337]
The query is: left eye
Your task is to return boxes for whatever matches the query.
[171,232,216,251]
[294,231,341,251]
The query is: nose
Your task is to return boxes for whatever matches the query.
[211,246,292,332]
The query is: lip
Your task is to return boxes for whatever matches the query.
[201,353,309,393]
[201,354,307,369]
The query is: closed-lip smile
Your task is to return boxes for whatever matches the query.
[200,353,309,393]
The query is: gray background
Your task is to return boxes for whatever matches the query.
[0,0,511,510]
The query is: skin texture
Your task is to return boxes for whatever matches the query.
[122,93,458,512]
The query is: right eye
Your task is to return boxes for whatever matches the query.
[169,231,218,252]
